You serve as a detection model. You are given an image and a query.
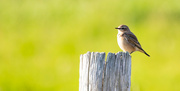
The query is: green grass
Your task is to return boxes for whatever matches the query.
[0,0,180,91]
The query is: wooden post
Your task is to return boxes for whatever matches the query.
[79,52,131,91]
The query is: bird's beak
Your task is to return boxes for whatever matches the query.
[115,28,121,29]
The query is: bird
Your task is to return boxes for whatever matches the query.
[115,25,150,57]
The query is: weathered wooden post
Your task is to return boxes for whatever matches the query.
[79,52,131,91]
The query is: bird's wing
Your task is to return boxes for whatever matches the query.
[123,32,143,51]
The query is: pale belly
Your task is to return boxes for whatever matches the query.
[117,34,135,53]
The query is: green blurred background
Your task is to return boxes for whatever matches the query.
[0,0,180,91]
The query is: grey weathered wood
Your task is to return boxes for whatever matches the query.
[79,52,91,91]
[79,52,131,91]
[89,52,105,91]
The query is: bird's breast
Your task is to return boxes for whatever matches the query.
[117,34,125,50]
[117,34,135,53]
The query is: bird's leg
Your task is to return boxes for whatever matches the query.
[130,51,133,54]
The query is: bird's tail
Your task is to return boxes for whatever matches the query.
[139,49,150,57]
[144,51,150,57]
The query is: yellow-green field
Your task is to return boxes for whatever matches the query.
[0,0,180,91]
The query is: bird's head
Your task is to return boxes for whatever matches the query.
[115,25,130,32]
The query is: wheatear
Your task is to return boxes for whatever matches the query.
[115,25,150,57]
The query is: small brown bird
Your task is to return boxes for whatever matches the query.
[115,25,150,57]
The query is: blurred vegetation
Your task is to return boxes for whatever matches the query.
[0,0,180,91]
